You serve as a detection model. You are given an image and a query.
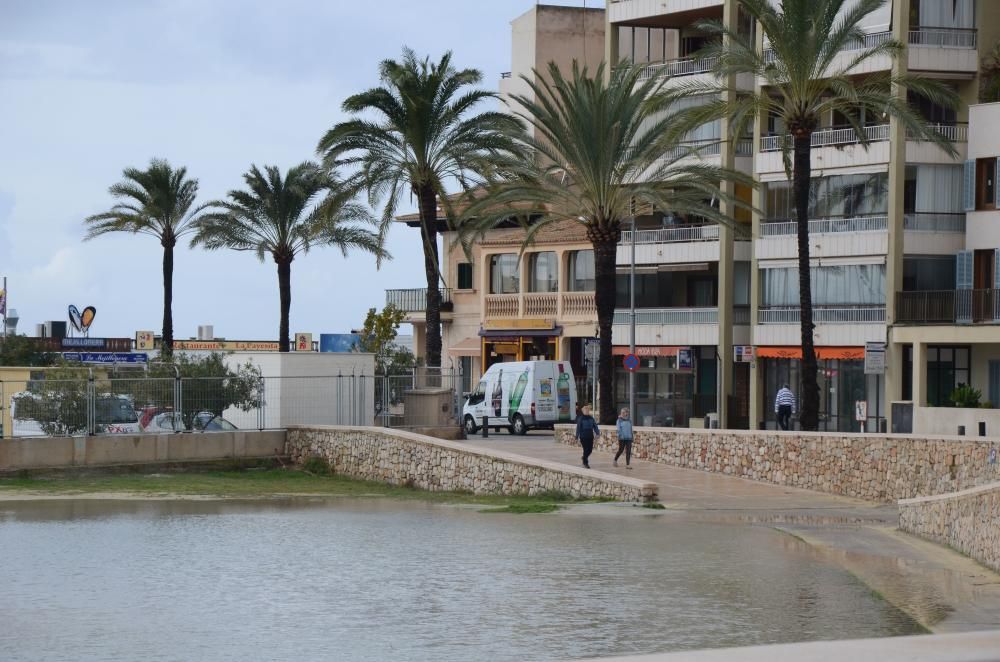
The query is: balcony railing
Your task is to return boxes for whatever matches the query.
[760,124,889,152]
[907,122,968,142]
[385,288,452,313]
[908,27,977,49]
[757,305,886,324]
[638,55,719,80]
[621,224,720,244]
[760,214,888,237]
[896,290,1000,324]
[562,292,596,317]
[523,292,558,317]
[613,307,719,325]
[764,30,892,63]
[482,292,596,320]
[903,212,966,233]
[485,294,519,319]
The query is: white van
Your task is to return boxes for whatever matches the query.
[462,360,577,435]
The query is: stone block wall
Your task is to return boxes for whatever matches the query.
[899,482,1000,573]
[287,425,657,502]
[555,425,1000,503]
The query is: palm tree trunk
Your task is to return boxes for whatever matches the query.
[793,134,820,431]
[161,237,175,358]
[417,184,442,369]
[277,257,292,353]
[590,226,620,425]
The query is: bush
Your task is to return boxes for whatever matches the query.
[302,456,332,475]
[949,385,982,408]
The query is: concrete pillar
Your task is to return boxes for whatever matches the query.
[748,12,766,430]
[605,14,619,70]
[912,342,928,407]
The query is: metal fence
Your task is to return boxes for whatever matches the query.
[1,369,465,438]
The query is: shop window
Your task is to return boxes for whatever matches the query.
[489,254,519,294]
[927,346,970,407]
[568,250,595,292]
[528,252,558,293]
[457,263,473,290]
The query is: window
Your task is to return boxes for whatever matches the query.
[977,158,997,210]
[457,263,473,290]
[460,356,473,394]
[910,0,975,29]
[903,256,956,291]
[528,252,558,293]
[904,164,964,216]
[761,264,886,306]
[765,173,888,221]
[489,254,519,294]
[568,250,595,292]
[927,346,971,407]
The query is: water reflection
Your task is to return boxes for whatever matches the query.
[0,499,922,662]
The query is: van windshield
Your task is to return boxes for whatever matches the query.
[96,398,138,424]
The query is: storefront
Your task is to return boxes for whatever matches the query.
[480,321,561,371]
[611,346,718,428]
[757,346,884,432]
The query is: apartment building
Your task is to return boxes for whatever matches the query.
[607,0,1000,431]
[385,4,604,398]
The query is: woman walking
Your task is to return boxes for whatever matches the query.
[575,404,600,469]
[614,408,633,469]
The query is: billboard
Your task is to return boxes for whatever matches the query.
[319,334,361,353]
[295,332,313,351]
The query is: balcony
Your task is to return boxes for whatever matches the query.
[908,27,976,49]
[904,212,965,233]
[483,292,596,320]
[385,288,453,313]
[613,307,719,325]
[608,0,723,24]
[760,124,889,153]
[760,214,888,237]
[621,224,719,244]
[763,31,892,65]
[757,306,886,324]
[895,290,1000,325]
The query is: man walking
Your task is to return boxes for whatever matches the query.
[775,383,796,431]
[575,404,600,469]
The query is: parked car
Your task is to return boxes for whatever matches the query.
[141,409,238,433]
[462,360,577,435]
[10,392,141,437]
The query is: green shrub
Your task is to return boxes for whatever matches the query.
[949,385,982,408]
[534,489,573,502]
[302,456,331,475]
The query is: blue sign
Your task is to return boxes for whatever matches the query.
[623,353,640,372]
[677,348,693,371]
[319,333,361,353]
[62,352,148,364]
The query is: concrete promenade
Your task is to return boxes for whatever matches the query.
[466,434,1000,634]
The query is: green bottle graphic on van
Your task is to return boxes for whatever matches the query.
[508,368,529,417]
[492,369,504,417]
[557,364,571,421]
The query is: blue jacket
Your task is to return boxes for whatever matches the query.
[616,417,633,441]
[576,415,599,440]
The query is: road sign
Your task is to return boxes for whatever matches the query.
[623,353,640,372]
[864,342,886,375]
[855,400,868,422]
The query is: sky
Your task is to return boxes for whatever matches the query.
[0,0,601,341]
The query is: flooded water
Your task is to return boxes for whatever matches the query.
[0,499,921,662]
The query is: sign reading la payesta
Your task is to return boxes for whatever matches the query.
[173,340,281,351]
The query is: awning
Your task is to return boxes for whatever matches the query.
[447,337,481,356]
[756,346,865,360]
[612,346,681,357]
[479,326,563,338]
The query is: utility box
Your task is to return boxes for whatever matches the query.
[403,387,454,427]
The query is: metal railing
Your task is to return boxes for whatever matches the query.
[621,224,720,244]
[757,305,886,324]
[1,369,467,438]
[638,55,719,80]
[903,212,966,233]
[908,27,977,49]
[760,214,888,237]
[764,30,892,63]
[385,288,452,313]
[907,122,968,142]
[760,124,889,152]
[613,307,719,325]
[896,289,1000,324]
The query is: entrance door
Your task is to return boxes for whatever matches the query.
[729,362,750,429]
[974,250,995,321]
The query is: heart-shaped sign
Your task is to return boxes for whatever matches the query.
[80,306,97,331]
[68,305,83,333]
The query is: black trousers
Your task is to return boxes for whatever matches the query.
[614,439,632,464]
[580,437,594,466]
[777,405,792,431]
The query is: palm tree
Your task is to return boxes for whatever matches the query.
[680,0,958,430]
[461,62,746,424]
[192,162,387,352]
[317,47,521,369]
[85,159,207,356]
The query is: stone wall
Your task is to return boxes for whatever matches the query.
[899,482,1000,573]
[287,425,657,502]
[555,425,1000,503]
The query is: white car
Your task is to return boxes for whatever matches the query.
[10,392,141,437]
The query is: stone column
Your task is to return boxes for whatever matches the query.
[912,342,928,407]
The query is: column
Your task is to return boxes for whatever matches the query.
[912,342,928,408]
[748,9,766,430]
[604,15,619,71]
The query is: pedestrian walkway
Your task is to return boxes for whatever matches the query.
[464,432,1000,633]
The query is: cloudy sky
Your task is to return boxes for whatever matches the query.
[0,0,598,341]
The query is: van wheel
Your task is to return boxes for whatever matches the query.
[511,414,528,436]
[463,415,478,435]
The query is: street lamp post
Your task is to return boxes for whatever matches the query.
[629,214,636,422]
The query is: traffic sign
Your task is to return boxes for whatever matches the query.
[864,342,886,375]
[623,353,640,372]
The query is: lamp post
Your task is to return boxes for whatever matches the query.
[629,214,636,422]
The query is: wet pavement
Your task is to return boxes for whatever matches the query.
[465,432,1000,633]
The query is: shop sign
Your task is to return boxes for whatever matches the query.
[295,333,313,351]
[174,340,282,351]
[135,331,155,351]
[63,352,148,364]
[611,346,679,357]
[483,319,554,331]
[734,345,754,363]
[864,342,886,375]
[61,337,107,349]
[677,348,693,370]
